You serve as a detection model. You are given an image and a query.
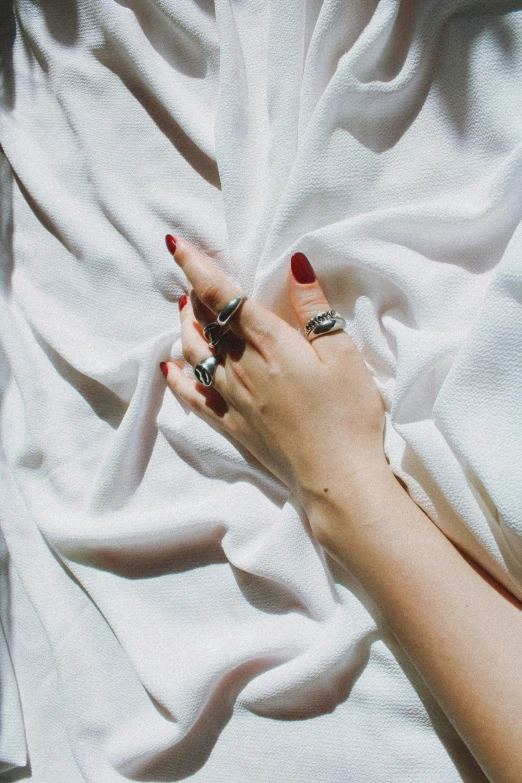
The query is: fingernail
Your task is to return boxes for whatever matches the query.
[178,294,188,311]
[165,234,177,255]
[159,361,169,379]
[291,252,316,284]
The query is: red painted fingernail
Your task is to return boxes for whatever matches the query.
[178,294,188,311]
[165,234,177,254]
[291,252,316,284]
[159,362,169,378]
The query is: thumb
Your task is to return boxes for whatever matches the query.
[287,252,333,332]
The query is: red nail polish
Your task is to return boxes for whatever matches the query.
[159,361,169,378]
[165,234,177,254]
[291,252,316,284]
[178,294,188,311]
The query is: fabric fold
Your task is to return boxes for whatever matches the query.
[1,2,521,780]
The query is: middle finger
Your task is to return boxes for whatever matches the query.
[167,235,282,346]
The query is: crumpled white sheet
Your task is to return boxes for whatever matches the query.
[1,0,521,780]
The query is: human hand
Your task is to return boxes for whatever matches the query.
[161,236,391,536]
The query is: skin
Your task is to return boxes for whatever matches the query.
[162,236,522,783]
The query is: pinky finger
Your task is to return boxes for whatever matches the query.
[161,360,229,421]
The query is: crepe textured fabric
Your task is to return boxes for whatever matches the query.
[0,0,521,780]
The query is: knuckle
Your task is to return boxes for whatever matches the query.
[299,290,329,314]
[251,321,283,357]
[256,399,271,417]
[266,361,282,382]
[336,333,358,357]
[228,360,254,395]
[199,281,223,311]
[230,360,248,384]
[252,330,274,355]
[224,412,241,437]
[324,333,361,364]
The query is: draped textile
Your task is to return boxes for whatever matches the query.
[1,1,522,780]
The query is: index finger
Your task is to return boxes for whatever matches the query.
[166,235,280,344]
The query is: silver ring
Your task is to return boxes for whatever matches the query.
[305,310,346,342]
[203,321,228,348]
[217,295,246,327]
[194,355,220,387]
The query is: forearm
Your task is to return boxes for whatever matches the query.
[305,466,522,783]
[165,238,522,780]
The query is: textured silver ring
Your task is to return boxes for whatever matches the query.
[305,310,346,342]
[203,321,228,348]
[194,355,220,387]
[217,295,246,327]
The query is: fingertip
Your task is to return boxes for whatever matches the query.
[290,252,316,284]
[286,252,334,337]
[165,234,177,255]
[161,360,186,389]
[179,287,196,320]
[166,235,195,266]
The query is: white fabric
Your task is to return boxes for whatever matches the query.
[1,1,521,780]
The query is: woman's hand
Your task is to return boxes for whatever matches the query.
[162,237,522,783]
[161,235,391,536]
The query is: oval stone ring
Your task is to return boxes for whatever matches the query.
[203,321,228,348]
[217,295,247,327]
[305,310,346,342]
[194,355,221,387]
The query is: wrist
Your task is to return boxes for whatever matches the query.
[299,456,405,551]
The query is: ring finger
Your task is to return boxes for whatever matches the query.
[179,293,229,395]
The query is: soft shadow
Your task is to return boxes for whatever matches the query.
[338,0,439,153]
[11,171,72,256]
[129,624,379,780]
[190,0,215,17]
[0,147,14,294]
[318,261,417,377]
[94,47,220,190]
[339,3,521,153]
[115,0,211,80]
[81,527,228,579]
[324,262,417,325]
[30,329,127,430]
[230,563,309,617]
[0,0,16,110]
[127,656,284,782]
[0,765,32,782]
[0,529,28,781]
[162,417,288,508]
[249,626,382,722]
[37,0,79,47]
[436,8,519,139]
[354,0,417,86]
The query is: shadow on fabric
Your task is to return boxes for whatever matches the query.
[0,0,16,110]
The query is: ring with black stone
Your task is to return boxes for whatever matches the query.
[203,321,228,348]
[194,355,221,387]
[305,311,346,342]
[217,295,246,327]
